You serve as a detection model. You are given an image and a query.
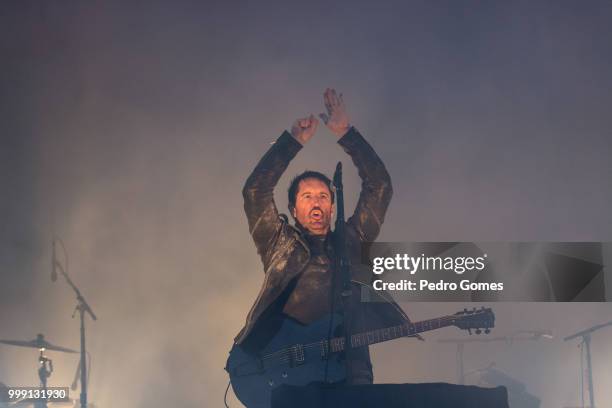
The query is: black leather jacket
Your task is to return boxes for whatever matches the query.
[235,127,409,347]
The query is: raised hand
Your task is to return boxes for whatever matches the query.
[290,114,319,145]
[319,88,350,137]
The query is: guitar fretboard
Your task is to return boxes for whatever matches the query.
[258,309,493,364]
[326,315,457,353]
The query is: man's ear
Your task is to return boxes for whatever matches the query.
[291,206,296,219]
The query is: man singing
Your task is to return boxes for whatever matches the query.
[234,88,410,385]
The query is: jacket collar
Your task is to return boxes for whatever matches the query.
[291,221,339,258]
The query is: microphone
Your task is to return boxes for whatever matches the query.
[333,162,342,190]
[518,329,554,339]
[51,239,57,282]
[534,330,554,339]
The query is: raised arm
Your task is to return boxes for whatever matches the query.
[319,89,392,242]
[339,128,393,242]
[243,116,318,263]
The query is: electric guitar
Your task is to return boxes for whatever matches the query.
[226,307,495,408]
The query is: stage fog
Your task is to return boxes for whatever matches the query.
[1,2,612,407]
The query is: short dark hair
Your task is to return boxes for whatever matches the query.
[288,170,335,212]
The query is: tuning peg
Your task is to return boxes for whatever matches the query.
[476,329,482,335]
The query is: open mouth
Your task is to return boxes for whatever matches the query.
[309,208,323,221]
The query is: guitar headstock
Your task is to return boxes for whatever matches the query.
[453,307,495,335]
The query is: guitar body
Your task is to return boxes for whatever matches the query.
[226,314,346,408]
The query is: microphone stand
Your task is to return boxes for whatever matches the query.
[54,242,97,408]
[564,320,612,408]
[332,162,354,383]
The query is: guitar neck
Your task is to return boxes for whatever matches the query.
[326,315,457,353]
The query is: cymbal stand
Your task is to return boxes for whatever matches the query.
[36,348,53,408]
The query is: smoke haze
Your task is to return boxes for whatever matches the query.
[1,2,611,407]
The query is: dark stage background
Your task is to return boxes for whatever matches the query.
[1,2,611,407]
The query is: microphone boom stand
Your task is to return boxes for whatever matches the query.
[564,320,612,408]
[55,250,97,408]
[333,162,354,383]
